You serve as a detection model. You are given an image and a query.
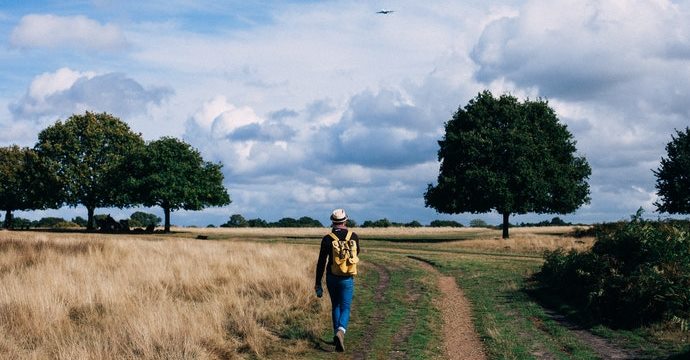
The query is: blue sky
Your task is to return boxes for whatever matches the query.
[2,0,689,226]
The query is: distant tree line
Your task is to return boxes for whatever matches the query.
[218,214,477,228]
[0,111,230,232]
[0,211,162,230]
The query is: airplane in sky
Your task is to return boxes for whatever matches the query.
[376,9,394,14]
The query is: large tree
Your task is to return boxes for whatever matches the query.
[654,127,690,214]
[0,146,60,228]
[134,137,231,232]
[35,112,145,230]
[424,91,591,238]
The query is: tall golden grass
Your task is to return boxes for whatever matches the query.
[442,226,595,253]
[0,230,325,359]
[191,225,594,253]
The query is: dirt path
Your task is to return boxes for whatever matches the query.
[414,259,488,360]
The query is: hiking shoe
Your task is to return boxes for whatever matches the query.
[335,330,345,352]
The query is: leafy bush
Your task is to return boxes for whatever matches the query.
[404,220,423,227]
[71,216,88,227]
[36,217,67,228]
[429,220,464,227]
[361,218,392,228]
[537,210,690,327]
[129,211,161,227]
[53,221,80,228]
[221,214,248,228]
[469,219,489,228]
[7,217,33,229]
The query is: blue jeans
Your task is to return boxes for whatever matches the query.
[326,272,354,335]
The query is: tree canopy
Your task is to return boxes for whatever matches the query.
[35,112,145,230]
[134,137,231,232]
[654,127,690,214]
[0,145,60,228]
[424,91,591,238]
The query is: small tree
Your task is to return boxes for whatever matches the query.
[129,211,161,227]
[470,219,489,228]
[222,214,248,228]
[425,91,591,238]
[133,137,231,232]
[35,112,145,230]
[654,127,690,214]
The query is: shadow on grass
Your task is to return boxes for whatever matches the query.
[523,279,690,359]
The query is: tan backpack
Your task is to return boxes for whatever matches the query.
[329,230,359,276]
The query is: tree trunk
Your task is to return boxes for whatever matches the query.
[3,210,12,229]
[87,206,95,231]
[164,206,171,233]
[502,212,510,239]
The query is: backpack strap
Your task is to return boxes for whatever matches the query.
[328,230,352,242]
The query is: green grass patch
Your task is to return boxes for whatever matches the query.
[431,255,600,359]
[307,252,442,359]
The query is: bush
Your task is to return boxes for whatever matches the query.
[53,221,80,229]
[404,220,423,227]
[221,214,248,228]
[537,209,690,327]
[8,217,33,229]
[247,218,268,227]
[71,216,88,227]
[36,217,67,228]
[129,211,161,227]
[429,220,463,227]
[361,218,392,228]
[469,219,489,228]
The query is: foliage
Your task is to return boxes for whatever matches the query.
[655,127,690,214]
[429,220,463,227]
[132,137,231,232]
[128,211,161,227]
[469,219,489,228]
[0,145,61,228]
[36,217,67,228]
[53,221,80,229]
[345,219,357,228]
[35,112,145,229]
[71,216,88,227]
[424,91,591,238]
[221,214,248,228]
[404,220,423,227]
[271,216,323,228]
[362,218,392,228]
[515,217,571,227]
[537,210,690,328]
[247,218,269,227]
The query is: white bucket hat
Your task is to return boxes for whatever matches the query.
[330,209,348,223]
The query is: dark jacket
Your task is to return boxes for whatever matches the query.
[315,227,360,287]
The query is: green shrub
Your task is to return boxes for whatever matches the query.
[53,221,80,229]
[35,217,67,228]
[537,210,690,328]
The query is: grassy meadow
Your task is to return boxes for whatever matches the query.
[0,226,687,359]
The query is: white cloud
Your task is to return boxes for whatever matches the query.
[10,68,173,124]
[5,1,689,225]
[10,14,128,51]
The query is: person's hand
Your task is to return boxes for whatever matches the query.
[315,286,323,298]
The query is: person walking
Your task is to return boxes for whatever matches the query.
[315,208,360,352]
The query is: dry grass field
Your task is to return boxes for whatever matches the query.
[0,230,325,359]
[188,225,595,254]
[0,226,595,359]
